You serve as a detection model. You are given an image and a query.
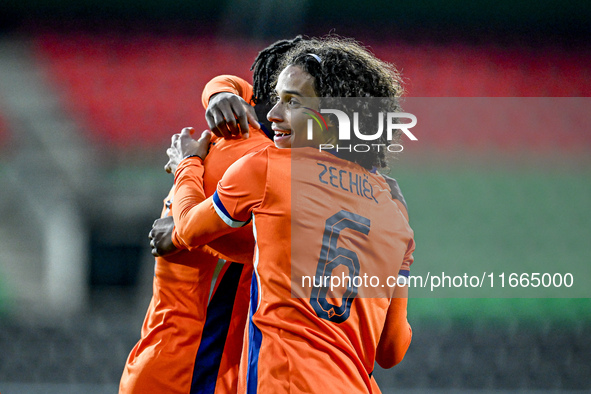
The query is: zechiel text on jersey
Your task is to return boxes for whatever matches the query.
[316,162,378,204]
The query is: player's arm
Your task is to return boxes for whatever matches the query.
[171,128,268,254]
[375,286,412,369]
[202,75,254,108]
[370,376,383,394]
[375,239,415,369]
[151,126,263,259]
[203,75,260,138]
[169,129,234,248]
[150,214,256,262]
[200,228,256,262]
[150,133,203,257]
[171,193,237,251]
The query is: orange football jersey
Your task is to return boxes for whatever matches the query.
[171,146,414,393]
[120,75,272,394]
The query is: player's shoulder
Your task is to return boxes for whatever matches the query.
[225,145,279,175]
[245,144,279,159]
[209,128,270,149]
[207,131,272,162]
[243,128,275,151]
[379,173,408,209]
[202,75,254,106]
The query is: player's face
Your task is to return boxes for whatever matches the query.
[267,65,328,149]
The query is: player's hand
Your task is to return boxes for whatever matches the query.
[205,92,260,139]
[164,134,183,173]
[149,216,179,257]
[172,128,212,162]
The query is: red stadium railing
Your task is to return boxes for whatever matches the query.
[33,33,591,154]
[34,33,259,152]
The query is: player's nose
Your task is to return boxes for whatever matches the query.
[267,101,284,123]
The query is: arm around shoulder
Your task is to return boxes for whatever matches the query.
[202,75,254,108]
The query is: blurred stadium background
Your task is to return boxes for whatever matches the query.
[0,0,590,393]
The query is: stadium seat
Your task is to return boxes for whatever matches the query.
[33,34,591,155]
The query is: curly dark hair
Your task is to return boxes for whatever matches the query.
[276,36,405,169]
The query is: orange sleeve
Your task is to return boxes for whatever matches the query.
[171,150,269,254]
[400,238,415,274]
[375,297,412,369]
[200,227,256,263]
[370,376,382,394]
[201,75,254,109]
[214,150,269,224]
[375,237,415,368]
[171,157,236,251]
